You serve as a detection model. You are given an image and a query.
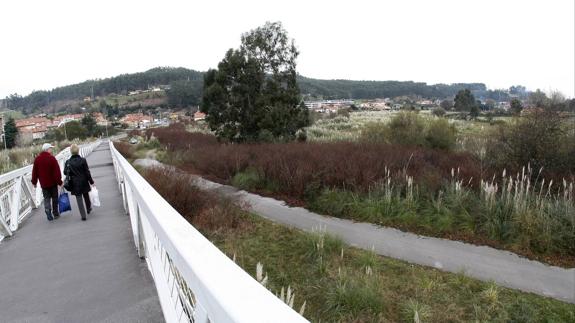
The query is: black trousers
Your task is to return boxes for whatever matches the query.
[75,192,91,220]
[42,186,59,220]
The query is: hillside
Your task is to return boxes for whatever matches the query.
[4,67,513,115]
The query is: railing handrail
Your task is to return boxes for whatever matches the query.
[109,141,308,323]
[0,165,34,184]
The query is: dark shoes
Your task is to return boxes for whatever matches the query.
[54,214,60,219]
[87,208,92,214]
[81,217,86,221]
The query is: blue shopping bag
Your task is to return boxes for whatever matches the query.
[58,191,72,214]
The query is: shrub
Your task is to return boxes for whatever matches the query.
[141,167,210,219]
[384,112,426,147]
[425,118,457,150]
[485,109,575,179]
[432,107,446,117]
[141,166,248,234]
[231,169,264,191]
[114,141,135,160]
[362,113,457,151]
[360,122,387,143]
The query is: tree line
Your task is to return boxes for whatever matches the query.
[6,66,536,115]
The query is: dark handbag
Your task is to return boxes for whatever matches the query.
[63,161,73,191]
[64,176,72,191]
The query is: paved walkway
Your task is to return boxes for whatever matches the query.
[184,172,575,304]
[0,143,163,323]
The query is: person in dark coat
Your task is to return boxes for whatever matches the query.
[64,144,94,221]
[32,143,63,221]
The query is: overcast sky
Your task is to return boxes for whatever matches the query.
[0,0,573,98]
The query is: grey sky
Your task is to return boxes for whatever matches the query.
[0,0,573,98]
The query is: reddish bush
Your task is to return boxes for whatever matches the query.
[141,167,211,218]
[114,141,135,160]
[141,167,248,233]
[149,125,484,199]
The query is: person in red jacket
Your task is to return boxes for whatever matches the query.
[31,143,63,221]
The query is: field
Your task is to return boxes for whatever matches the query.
[131,115,574,267]
[137,166,575,322]
[306,110,510,144]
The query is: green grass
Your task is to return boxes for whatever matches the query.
[305,183,574,267]
[308,188,475,236]
[204,213,575,322]
[231,169,264,190]
[231,169,281,193]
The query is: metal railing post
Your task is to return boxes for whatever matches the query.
[9,176,23,232]
[136,205,146,259]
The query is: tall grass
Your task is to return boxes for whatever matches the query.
[480,166,575,254]
[0,145,42,174]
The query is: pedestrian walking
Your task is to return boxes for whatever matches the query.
[64,144,95,221]
[31,143,63,221]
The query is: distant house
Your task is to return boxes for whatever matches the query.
[54,114,84,127]
[193,111,206,121]
[121,113,153,128]
[18,125,47,140]
[93,112,108,126]
[497,101,511,111]
[30,126,47,139]
[16,117,52,134]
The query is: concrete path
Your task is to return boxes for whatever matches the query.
[182,172,575,304]
[0,143,164,323]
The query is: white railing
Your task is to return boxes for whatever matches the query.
[0,140,101,240]
[109,141,308,323]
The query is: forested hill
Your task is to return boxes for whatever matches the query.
[5,66,511,114]
[297,76,501,100]
[5,67,204,114]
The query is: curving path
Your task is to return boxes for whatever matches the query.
[193,176,575,303]
[134,158,575,305]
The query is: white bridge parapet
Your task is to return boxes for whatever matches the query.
[0,140,101,240]
[109,141,308,323]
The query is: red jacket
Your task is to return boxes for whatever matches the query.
[31,151,63,189]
